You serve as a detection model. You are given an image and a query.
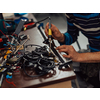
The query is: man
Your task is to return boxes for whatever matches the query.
[45,13,100,87]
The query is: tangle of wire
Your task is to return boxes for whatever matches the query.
[22,44,56,78]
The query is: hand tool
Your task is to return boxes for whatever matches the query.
[23,22,36,31]
[48,17,52,53]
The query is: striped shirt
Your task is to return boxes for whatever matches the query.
[61,13,100,52]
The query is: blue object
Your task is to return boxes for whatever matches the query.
[14,13,27,17]
[5,22,10,26]
[6,75,12,79]
[73,13,99,19]
[38,23,44,28]
[7,42,16,46]
[89,46,100,52]
[3,44,7,46]
[67,21,74,26]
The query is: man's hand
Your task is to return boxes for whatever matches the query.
[56,45,81,62]
[45,23,65,43]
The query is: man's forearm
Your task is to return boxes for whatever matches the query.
[77,52,100,63]
[58,34,65,43]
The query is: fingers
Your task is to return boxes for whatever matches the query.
[45,23,54,37]
[56,45,67,51]
[45,23,49,37]
[56,45,71,59]
[62,54,71,59]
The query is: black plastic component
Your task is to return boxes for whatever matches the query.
[14,19,27,35]
[18,34,27,40]
[58,60,72,70]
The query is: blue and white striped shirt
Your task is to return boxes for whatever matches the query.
[61,13,100,52]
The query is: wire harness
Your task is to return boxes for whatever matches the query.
[22,44,56,78]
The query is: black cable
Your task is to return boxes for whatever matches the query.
[23,60,44,78]
[35,17,49,24]
[22,44,56,77]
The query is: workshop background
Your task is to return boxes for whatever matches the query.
[33,13,94,88]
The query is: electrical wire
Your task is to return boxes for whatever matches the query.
[6,78,16,87]
[23,60,44,78]
[0,30,10,41]
[12,32,18,37]
[35,17,49,24]
[22,44,56,78]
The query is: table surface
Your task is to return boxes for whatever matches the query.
[1,13,76,88]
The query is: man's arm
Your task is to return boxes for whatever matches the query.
[77,52,100,63]
[59,13,79,45]
[56,45,100,63]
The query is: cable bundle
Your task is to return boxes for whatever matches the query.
[22,45,56,78]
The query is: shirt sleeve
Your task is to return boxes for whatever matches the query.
[59,13,79,45]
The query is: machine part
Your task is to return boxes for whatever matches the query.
[58,60,72,70]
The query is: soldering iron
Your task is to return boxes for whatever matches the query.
[48,17,52,53]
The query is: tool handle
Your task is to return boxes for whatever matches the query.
[48,29,52,36]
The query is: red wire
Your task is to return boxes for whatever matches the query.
[0,48,5,50]
[6,78,16,87]
[0,30,10,41]
[12,32,18,37]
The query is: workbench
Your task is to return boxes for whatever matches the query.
[1,13,76,88]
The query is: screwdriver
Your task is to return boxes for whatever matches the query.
[48,17,52,53]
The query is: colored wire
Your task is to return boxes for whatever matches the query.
[0,30,10,41]
[12,32,18,37]
[6,78,16,87]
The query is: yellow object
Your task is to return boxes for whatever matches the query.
[0,68,5,72]
[24,27,26,31]
[4,49,12,59]
[16,45,24,50]
[49,29,52,35]
[7,72,12,75]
